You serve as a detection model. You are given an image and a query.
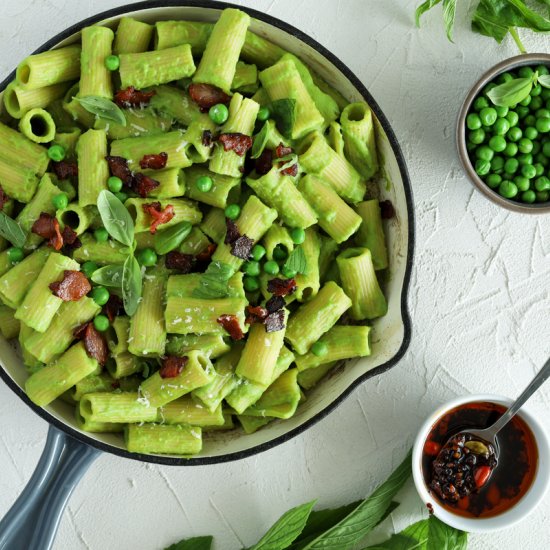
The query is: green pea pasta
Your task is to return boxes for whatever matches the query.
[0,7,390,457]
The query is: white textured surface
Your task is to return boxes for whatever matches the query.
[1,1,550,549]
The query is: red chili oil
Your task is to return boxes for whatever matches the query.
[421,401,538,518]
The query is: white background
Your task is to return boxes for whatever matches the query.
[1,1,550,548]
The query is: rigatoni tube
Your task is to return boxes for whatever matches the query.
[166,334,231,360]
[80,391,158,423]
[114,17,153,55]
[0,157,39,203]
[125,423,202,455]
[0,306,20,339]
[0,120,49,175]
[185,165,240,209]
[125,197,202,233]
[3,81,69,119]
[160,396,225,427]
[354,199,389,270]
[77,129,109,207]
[18,108,56,144]
[72,234,129,265]
[80,26,114,99]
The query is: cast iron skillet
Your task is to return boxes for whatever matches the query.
[0,2,415,549]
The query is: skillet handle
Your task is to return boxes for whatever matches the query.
[0,425,99,550]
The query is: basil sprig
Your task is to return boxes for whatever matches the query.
[91,265,124,288]
[251,121,270,159]
[487,71,550,108]
[97,190,134,247]
[0,211,27,248]
[154,221,192,255]
[165,536,213,550]
[284,246,307,275]
[74,96,127,126]
[122,255,142,316]
[192,261,233,299]
[269,98,296,139]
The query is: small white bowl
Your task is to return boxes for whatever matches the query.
[412,394,550,533]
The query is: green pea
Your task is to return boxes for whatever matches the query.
[467,142,476,153]
[282,266,298,278]
[257,106,270,121]
[498,180,518,199]
[534,162,545,176]
[524,115,537,128]
[52,192,68,210]
[47,144,65,162]
[536,108,550,118]
[495,105,509,118]
[536,117,550,134]
[514,176,530,192]
[491,156,505,172]
[224,204,241,220]
[506,111,519,127]
[209,103,229,125]
[535,153,549,167]
[474,97,489,111]
[263,260,280,275]
[497,72,514,84]
[531,84,543,98]
[273,245,288,261]
[104,55,120,71]
[536,65,550,76]
[114,191,128,203]
[466,113,482,130]
[542,142,550,157]
[517,153,533,166]
[91,286,110,306]
[518,66,534,78]
[139,248,158,267]
[532,141,542,155]
[476,145,494,161]
[524,127,538,140]
[243,276,260,292]
[493,118,510,136]
[93,315,110,332]
[311,341,328,357]
[81,261,98,278]
[521,164,537,179]
[503,143,518,157]
[520,94,532,107]
[483,83,498,95]
[7,247,24,264]
[518,138,533,154]
[94,227,109,242]
[482,124,492,132]
[486,174,502,189]
[290,227,306,244]
[535,176,550,192]
[251,244,266,261]
[536,191,550,202]
[108,176,123,193]
[469,129,485,144]
[243,260,260,277]
[480,107,497,126]
[504,158,519,174]
[516,105,530,119]
[475,159,491,176]
[488,135,507,152]
[507,126,522,142]
[530,96,543,111]
[195,175,213,192]
[522,190,536,204]
[542,88,550,101]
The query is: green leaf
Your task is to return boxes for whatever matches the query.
[192,261,233,299]
[97,190,135,247]
[415,0,442,27]
[250,500,316,550]
[73,95,127,126]
[362,519,429,550]
[251,121,270,159]
[426,516,467,550]
[284,246,308,275]
[269,99,296,139]
[538,74,550,88]
[122,254,142,315]
[487,75,534,107]
[442,0,457,41]
[164,535,213,550]
[0,211,27,248]
[91,264,124,288]
[303,451,412,550]
[154,221,192,255]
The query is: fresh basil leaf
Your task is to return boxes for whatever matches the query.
[192,261,233,299]
[164,535,213,550]
[122,254,142,316]
[538,74,550,88]
[415,0,442,26]
[250,500,316,550]
[442,0,457,41]
[487,75,534,107]
[362,519,429,550]
[73,96,127,126]
[251,121,270,159]
[154,221,193,255]
[426,515,467,550]
[97,190,135,247]
[303,452,411,550]
[91,264,124,288]
[269,99,296,139]
[0,211,27,248]
[284,246,308,275]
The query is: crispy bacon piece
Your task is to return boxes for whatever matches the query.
[105,155,133,184]
[49,270,91,301]
[142,202,175,234]
[231,235,254,260]
[74,322,109,366]
[165,251,194,273]
[217,314,244,340]
[202,130,213,147]
[160,356,188,379]
[218,133,253,157]
[280,162,298,177]
[73,322,88,340]
[245,305,268,325]
[276,143,293,158]
[0,186,9,211]
[255,149,273,175]
[224,218,240,245]
[61,226,81,252]
[195,243,217,262]
[114,86,155,108]
[31,212,63,250]
[52,160,78,180]
[103,295,123,323]
[189,83,231,110]
[265,309,286,332]
[267,277,297,297]
[139,152,168,170]
[275,143,298,176]
[133,172,160,197]
[380,200,395,219]
[265,295,285,314]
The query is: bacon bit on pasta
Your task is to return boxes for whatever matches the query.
[133,172,160,197]
[52,160,78,180]
[139,152,168,170]
[0,186,9,211]
[195,242,217,262]
[61,226,81,252]
[267,277,297,297]
[216,314,244,340]
[103,294,123,323]
[73,322,109,366]
[105,155,133,184]
[275,143,298,176]
[114,86,155,108]
[224,219,240,245]
[142,202,175,234]
[202,130,214,147]
[160,356,188,378]
[165,251,194,273]
[275,143,293,158]
[265,295,285,314]
[188,83,231,110]
[380,200,395,219]
[31,212,63,250]
[218,133,253,156]
[255,149,273,175]
[231,235,254,260]
[265,309,286,332]
[49,270,91,301]
[245,305,268,325]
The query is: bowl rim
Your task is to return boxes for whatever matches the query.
[0,0,415,466]
[412,393,550,533]
[456,52,550,214]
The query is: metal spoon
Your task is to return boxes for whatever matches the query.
[464,357,550,459]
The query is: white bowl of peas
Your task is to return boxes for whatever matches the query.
[457,53,550,213]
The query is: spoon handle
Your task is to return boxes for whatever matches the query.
[489,356,550,437]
